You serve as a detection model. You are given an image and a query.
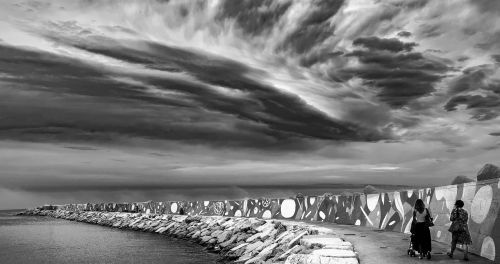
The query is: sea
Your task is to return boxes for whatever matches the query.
[0,210,219,264]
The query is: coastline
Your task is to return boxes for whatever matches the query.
[19,209,359,264]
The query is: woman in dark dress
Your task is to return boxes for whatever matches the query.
[447,200,472,261]
[412,199,432,259]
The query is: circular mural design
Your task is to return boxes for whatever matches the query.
[318,211,326,220]
[170,203,178,213]
[471,185,493,224]
[262,210,272,219]
[280,199,296,218]
[481,236,495,261]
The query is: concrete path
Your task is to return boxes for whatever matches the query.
[303,221,493,264]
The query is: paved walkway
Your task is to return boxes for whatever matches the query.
[300,221,493,264]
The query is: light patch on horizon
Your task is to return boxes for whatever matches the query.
[370,167,401,171]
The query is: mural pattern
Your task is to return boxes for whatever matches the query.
[59,179,500,262]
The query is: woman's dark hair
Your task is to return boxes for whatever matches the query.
[455,200,464,208]
[414,199,425,213]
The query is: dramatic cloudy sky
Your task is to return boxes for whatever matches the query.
[1,0,499,209]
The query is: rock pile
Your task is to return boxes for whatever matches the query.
[451,175,475,185]
[19,209,358,264]
[477,163,500,181]
[363,185,378,194]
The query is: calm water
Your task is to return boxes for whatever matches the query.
[0,210,219,264]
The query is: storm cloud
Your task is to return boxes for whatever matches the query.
[445,64,500,120]
[352,37,417,52]
[0,0,499,208]
[339,37,449,107]
[0,42,383,148]
[445,95,500,120]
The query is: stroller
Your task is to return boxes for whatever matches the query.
[407,233,417,257]
[408,209,434,259]
[407,233,432,259]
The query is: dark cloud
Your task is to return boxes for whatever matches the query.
[445,95,500,111]
[444,64,500,120]
[337,37,449,107]
[217,0,292,35]
[0,102,314,151]
[0,42,386,153]
[448,65,495,94]
[2,0,500,209]
[445,94,500,120]
[492,55,500,63]
[72,40,384,141]
[470,110,499,121]
[449,65,500,95]
[489,132,500,136]
[397,31,412,38]
[64,146,99,151]
[279,0,344,54]
[353,37,417,52]
[0,44,183,106]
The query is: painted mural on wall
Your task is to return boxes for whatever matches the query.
[59,179,500,262]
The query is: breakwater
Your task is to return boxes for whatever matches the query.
[20,209,359,264]
[48,178,500,262]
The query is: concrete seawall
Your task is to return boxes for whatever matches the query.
[21,209,359,264]
[55,178,500,262]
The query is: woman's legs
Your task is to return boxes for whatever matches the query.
[425,227,432,259]
[464,245,469,260]
[424,226,432,253]
[416,224,432,258]
[448,234,458,257]
[414,223,424,258]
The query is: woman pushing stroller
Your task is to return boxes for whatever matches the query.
[410,199,433,259]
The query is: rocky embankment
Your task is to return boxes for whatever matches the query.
[20,209,359,264]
